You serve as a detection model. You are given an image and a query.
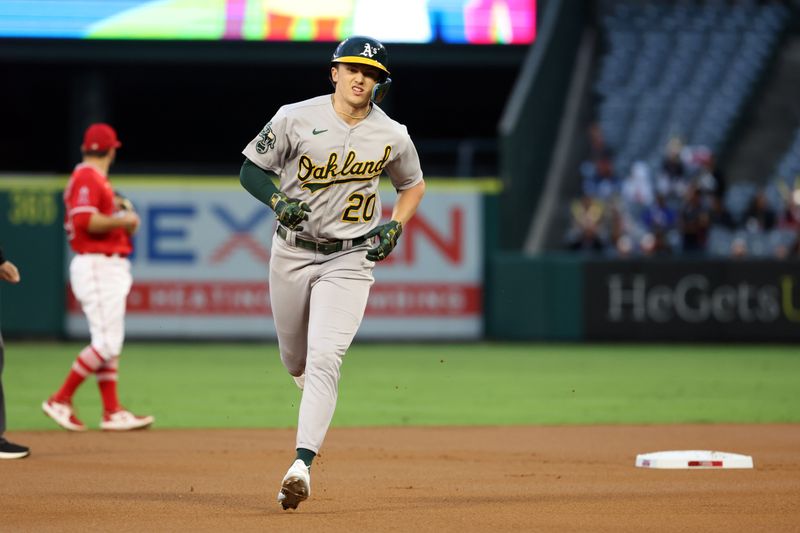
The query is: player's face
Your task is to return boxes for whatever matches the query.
[332,63,382,108]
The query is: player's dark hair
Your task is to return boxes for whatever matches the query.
[82,149,111,158]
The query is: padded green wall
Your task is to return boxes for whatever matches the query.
[486,253,583,340]
[0,181,65,336]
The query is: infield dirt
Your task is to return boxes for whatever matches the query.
[2,424,799,532]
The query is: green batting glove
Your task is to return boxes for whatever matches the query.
[365,220,403,261]
[269,192,311,231]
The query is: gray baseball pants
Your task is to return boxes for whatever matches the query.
[269,233,374,453]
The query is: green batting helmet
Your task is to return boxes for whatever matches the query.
[331,35,392,103]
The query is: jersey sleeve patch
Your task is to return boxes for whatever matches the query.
[76,185,91,205]
[256,122,277,154]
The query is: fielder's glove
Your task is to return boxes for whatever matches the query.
[114,191,135,212]
[270,192,311,231]
[365,220,403,261]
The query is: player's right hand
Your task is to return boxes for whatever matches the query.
[270,192,311,231]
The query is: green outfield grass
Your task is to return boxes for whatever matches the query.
[3,342,799,431]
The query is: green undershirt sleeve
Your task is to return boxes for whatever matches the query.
[239,158,280,208]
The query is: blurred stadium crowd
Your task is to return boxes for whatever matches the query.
[565,0,800,258]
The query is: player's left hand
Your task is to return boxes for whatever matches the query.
[0,260,21,284]
[365,220,403,261]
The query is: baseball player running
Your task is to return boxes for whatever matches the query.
[240,36,425,510]
[0,247,30,459]
[42,123,154,432]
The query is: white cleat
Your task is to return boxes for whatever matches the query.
[278,459,311,510]
[42,399,87,432]
[292,373,305,391]
[100,409,154,431]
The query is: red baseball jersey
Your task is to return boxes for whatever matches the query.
[63,163,132,256]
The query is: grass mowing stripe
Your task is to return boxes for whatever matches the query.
[3,342,799,430]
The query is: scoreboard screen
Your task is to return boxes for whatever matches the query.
[0,0,536,44]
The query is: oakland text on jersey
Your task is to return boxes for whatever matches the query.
[297,146,392,193]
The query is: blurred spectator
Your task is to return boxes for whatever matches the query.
[615,234,635,257]
[662,138,686,180]
[656,137,689,201]
[640,229,672,257]
[679,185,711,253]
[775,226,800,259]
[566,194,605,252]
[642,193,677,234]
[776,179,800,230]
[743,189,776,232]
[708,194,737,229]
[582,155,621,201]
[587,121,612,161]
[607,203,643,257]
[621,161,654,210]
[730,236,748,259]
[692,146,726,201]
[787,230,800,258]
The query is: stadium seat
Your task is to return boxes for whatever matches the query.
[594,1,790,172]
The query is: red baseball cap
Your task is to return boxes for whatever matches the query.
[81,123,122,152]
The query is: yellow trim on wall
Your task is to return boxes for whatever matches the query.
[0,175,502,193]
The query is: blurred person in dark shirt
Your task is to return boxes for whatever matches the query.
[692,146,726,201]
[708,194,737,229]
[679,184,711,253]
[743,189,776,232]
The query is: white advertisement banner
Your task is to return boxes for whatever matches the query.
[66,181,484,339]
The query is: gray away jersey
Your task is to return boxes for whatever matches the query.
[243,94,424,242]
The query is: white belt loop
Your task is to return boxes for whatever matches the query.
[341,239,353,251]
[286,227,296,246]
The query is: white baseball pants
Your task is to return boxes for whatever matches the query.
[69,254,132,360]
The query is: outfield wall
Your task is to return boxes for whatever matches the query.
[0,177,492,340]
[0,180,65,335]
[487,255,800,342]
[3,178,799,341]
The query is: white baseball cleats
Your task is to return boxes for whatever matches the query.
[101,409,155,431]
[42,400,153,431]
[42,399,87,432]
[278,459,311,510]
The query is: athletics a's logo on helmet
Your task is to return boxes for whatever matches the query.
[360,43,378,58]
[256,122,276,154]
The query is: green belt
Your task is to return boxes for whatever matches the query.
[277,226,370,255]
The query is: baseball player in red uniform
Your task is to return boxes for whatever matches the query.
[240,36,425,509]
[0,247,30,459]
[42,123,154,432]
